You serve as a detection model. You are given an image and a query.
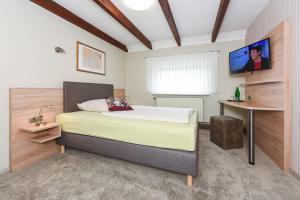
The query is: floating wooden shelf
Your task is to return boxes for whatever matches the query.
[20,123,61,144]
[21,123,60,133]
[30,133,61,143]
[241,80,283,86]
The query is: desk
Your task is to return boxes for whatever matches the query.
[219,100,283,165]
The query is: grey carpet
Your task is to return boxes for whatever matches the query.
[0,130,299,200]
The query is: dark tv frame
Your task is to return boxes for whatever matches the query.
[229,38,271,74]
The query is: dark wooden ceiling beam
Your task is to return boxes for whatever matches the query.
[158,0,181,46]
[211,0,230,43]
[93,0,152,49]
[30,0,128,52]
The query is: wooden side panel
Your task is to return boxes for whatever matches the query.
[10,88,63,171]
[283,22,292,172]
[255,111,284,169]
[114,89,125,99]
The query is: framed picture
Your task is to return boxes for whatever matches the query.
[76,42,106,75]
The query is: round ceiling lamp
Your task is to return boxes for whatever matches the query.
[122,0,155,11]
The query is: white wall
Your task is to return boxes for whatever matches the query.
[0,0,126,172]
[246,0,300,176]
[125,40,246,122]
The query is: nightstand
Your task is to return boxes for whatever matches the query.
[21,123,65,153]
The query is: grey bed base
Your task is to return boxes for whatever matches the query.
[57,81,199,183]
[57,131,198,177]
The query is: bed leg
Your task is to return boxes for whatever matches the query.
[60,145,65,154]
[187,175,193,187]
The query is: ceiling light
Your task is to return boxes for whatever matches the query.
[122,0,155,11]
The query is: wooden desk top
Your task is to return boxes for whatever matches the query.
[219,100,283,111]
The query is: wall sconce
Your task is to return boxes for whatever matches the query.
[54,47,65,54]
[29,105,55,126]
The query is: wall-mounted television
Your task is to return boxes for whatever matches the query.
[229,38,271,74]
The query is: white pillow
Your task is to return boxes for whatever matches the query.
[77,99,108,112]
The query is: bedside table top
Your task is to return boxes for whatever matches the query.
[21,122,60,133]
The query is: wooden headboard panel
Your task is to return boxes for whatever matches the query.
[63,81,114,113]
[10,88,63,171]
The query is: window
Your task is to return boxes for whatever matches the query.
[146,52,219,95]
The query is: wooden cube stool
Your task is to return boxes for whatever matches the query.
[210,116,243,149]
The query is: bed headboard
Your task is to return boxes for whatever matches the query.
[63,81,113,112]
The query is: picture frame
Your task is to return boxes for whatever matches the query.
[76,41,106,75]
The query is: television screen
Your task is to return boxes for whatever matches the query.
[229,38,271,74]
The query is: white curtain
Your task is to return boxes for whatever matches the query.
[146,52,219,95]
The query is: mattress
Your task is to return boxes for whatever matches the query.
[56,111,198,151]
[102,105,194,123]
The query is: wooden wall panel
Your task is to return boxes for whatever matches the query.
[245,82,284,109]
[114,89,125,99]
[10,88,63,171]
[10,87,124,171]
[244,21,292,172]
[255,111,284,169]
[246,0,300,176]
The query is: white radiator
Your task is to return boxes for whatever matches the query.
[155,97,204,122]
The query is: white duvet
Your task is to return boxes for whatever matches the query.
[102,105,194,123]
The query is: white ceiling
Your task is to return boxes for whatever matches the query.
[53,0,270,52]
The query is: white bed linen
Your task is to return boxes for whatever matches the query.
[102,105,195,123]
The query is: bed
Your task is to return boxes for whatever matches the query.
[56,81,199,186]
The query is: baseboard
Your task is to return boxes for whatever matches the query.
[0,166,9,175]
[290,168,300,181]
[199,122,210,130]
